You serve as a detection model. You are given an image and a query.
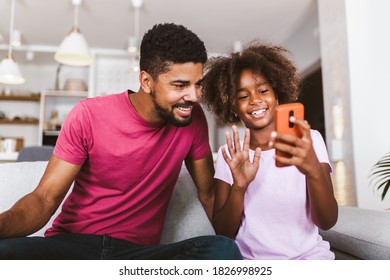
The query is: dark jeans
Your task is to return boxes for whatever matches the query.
[0,233,242,260]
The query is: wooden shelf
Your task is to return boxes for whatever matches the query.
[0,119,39,125]
[43,130,60,136]
[0,94,41,126]
[42,90,88,98]
[0,95,40,102]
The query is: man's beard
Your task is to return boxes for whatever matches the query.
[150,89,194,127]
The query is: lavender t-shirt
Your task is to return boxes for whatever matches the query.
[215,130,334,259]
[45,91,211,246]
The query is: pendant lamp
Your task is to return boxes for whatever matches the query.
[54,0,93,66]
[0,0,25,85]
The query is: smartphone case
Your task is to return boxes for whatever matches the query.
[274,102,304,167]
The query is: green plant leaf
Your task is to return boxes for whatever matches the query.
[381,181,390,201]
[369,152,390,201]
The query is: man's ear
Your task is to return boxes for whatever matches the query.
[140,71,153,93]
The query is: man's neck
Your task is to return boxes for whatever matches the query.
[128,90,165,126]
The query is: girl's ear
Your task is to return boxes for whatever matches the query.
[140,71,153,94]
[231,105,238,118]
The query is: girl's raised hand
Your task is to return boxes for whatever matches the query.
[222,125,261,190]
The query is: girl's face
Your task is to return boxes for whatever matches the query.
[235,69,277,132]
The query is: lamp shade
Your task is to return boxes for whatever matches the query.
[54,28,93,66]
[0,56,25,85]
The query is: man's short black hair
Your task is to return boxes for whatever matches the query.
[140,23,207,79]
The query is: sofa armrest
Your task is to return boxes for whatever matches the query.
[320,206,390,260]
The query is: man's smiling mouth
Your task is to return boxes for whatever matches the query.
[177,106,191,112]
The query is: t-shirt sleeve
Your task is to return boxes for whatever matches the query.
[53,101,91,165]
[311,130,333,173]
[187,104,211,161]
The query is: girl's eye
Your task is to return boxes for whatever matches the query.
[238,95,248,100]
[259,89,268,94]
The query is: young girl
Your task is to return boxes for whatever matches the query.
[201,41,338,260]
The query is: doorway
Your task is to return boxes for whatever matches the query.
[299,67,326,143]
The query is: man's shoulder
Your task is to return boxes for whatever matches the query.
[82,91,125,105]
[76,92,127,115]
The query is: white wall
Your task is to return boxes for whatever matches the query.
[318,0,390,210]
[284,4,321,74]
[345,0,390,209]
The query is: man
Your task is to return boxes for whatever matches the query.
[0,23,241,260]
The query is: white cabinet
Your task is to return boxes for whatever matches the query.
[38,90,88,145]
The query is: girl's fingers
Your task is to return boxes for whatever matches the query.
[225,130,235,157]
[232,125,241,152]
[270,119,312,148]
[221,145,231,163]
[290,117,310,140]
[253,147,261,167]
[243,128,250,152]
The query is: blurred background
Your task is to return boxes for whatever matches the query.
[1,0,390,211]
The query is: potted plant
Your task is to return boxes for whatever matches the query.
[369,152,390,202]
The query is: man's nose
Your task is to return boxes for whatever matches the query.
[183,86,200,102]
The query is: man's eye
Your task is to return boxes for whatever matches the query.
[174,84,186,89]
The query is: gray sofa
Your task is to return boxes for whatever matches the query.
[0,161,389,259]
[0,161,215,243]
[320,206,390,259]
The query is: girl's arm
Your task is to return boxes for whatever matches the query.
[212,179,246,239]
[305,161,338,230]
[212,126,261,238]
[271,117,338,230]
[185,152,215,222]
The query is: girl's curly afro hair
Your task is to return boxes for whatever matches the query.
[201,41,301,124]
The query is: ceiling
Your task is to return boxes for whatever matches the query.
[0,0,316,64]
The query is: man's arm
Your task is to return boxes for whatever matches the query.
[0,155,82,238]
[185,152,215,221]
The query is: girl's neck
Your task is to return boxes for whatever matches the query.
[249,127,274,151]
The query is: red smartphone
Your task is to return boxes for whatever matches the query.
[274,102,304,167]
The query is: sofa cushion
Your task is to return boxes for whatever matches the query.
[160,164,215,243]
[0,161,53,237]
[320,206,390,259]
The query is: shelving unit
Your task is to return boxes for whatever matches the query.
[0,119,39,125]
[0,94,41,152]
[0,94,40,125]
[38,90,89,145]
[0,95,40,102]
